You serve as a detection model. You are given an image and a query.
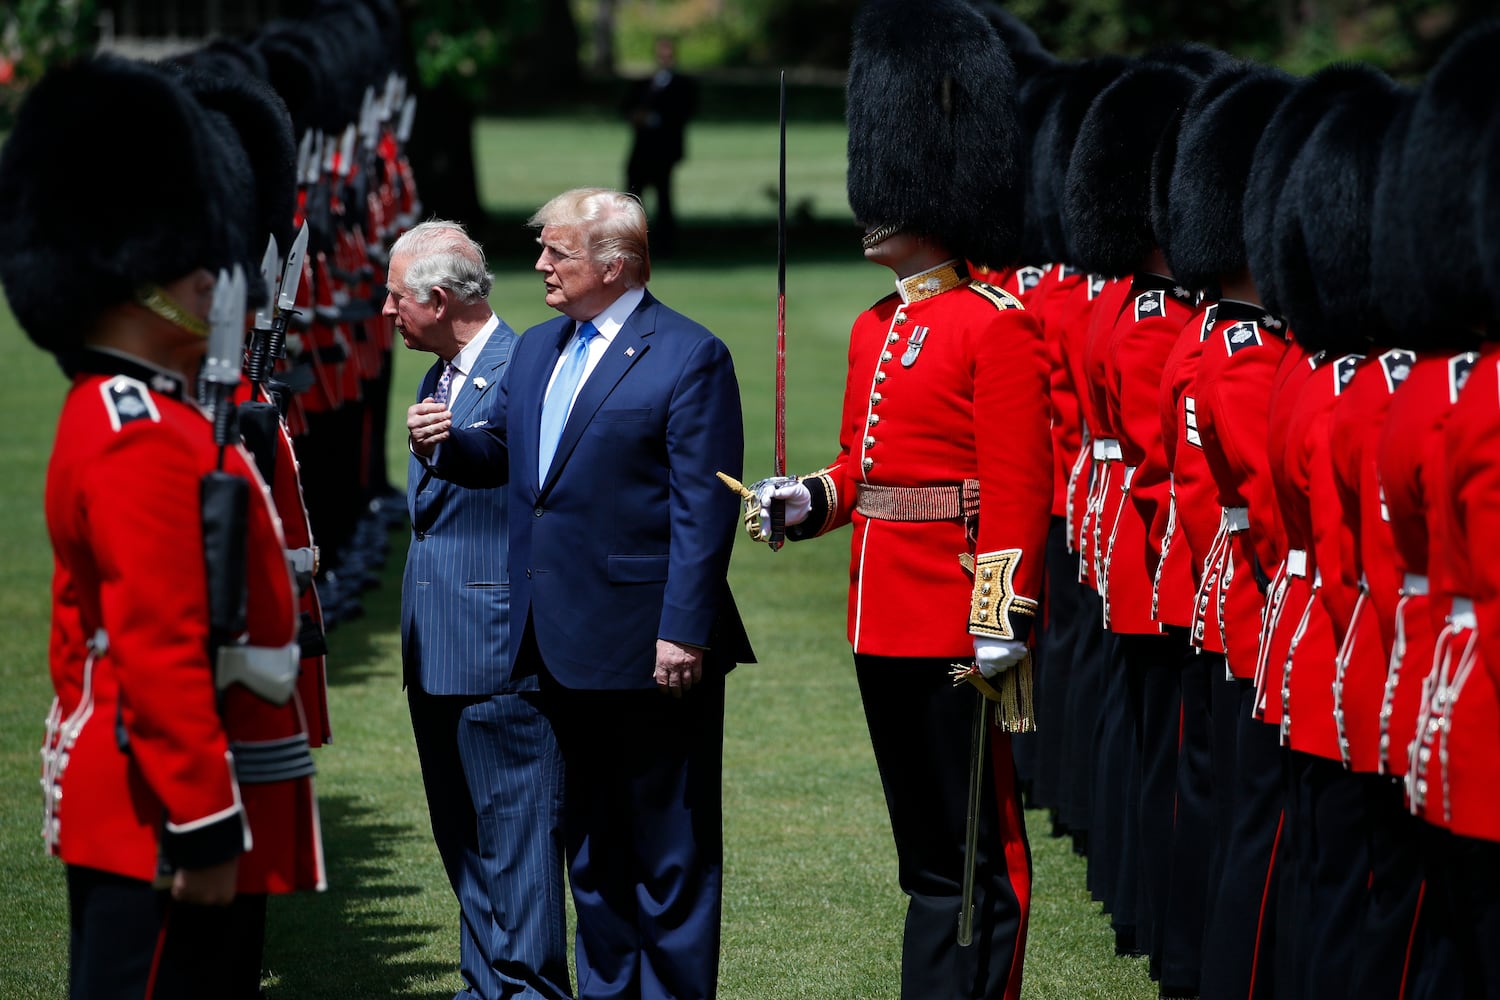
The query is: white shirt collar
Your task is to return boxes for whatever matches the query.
[450,313,500,375]
[583,287,645,342]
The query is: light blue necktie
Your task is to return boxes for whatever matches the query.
[537,321,598,480]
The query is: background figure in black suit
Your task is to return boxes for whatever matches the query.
[393,221,569,1000]
[622,37,697,257]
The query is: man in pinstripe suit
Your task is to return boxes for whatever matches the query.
[391,221,570,1000]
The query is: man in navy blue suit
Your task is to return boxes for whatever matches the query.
[409,189,753,1000]
[393,221,569,1000]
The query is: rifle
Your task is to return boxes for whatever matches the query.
[201,266,298,705]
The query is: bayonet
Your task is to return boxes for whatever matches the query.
[203,265,247,445]
[245,236,279,385]
[397,95,417,145]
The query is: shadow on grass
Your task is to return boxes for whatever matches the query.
[318,528,410,690]
[265,792,454,1000]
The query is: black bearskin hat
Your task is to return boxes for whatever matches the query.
[1288,76,1410,353]
[1243,64,1387,322]
[973,2,1055,80]
[1029,56,1130,266]
[1164,64,1297,293]
[1063,62,1201,277]
[1481,103,1500,326]
[0,56,245,355]
[1379,21,1500,333]
[170,66,299,281]
[846,0,1023,269]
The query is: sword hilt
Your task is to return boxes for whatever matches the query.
[769,498,786,552]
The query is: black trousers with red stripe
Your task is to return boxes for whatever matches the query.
[66,865,266,1000]
[1200,680,1283,1000]
[855,655,1032,1000]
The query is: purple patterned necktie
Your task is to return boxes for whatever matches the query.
[433,360,456,406]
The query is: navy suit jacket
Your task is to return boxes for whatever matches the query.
[401,321,519,695]
[431,291,753,689]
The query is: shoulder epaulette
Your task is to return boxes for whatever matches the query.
[1198,303,1219,342]
[1222,321,1262,355]
[968,281,1025,311]
[98,375,161,432]
[1134,289,1165,322]
[1015,265,1047,293]
[1449,351,1480,404]
[1378,349,1416,394]
[1333,354,1363,396]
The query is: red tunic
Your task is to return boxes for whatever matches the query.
[793,262,1052,657]
[1326,350,1412,772]
[1191,307,1289,677]
[1077,277,1132,594]
[1038,266,1088,519]
[1103,276,1196,635]
[1146,301,1219,637]
[237,380,333,747]
[40,354,325,893]
[1062,275,1116,563]
[1248,344,1318,722]
[1375,352,1477,778]
[1408,348,1500,840]
[1268,352,1363,758]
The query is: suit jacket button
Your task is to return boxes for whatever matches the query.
[534,507,544,517]
[526,569,533,578]
[414,531,426,540]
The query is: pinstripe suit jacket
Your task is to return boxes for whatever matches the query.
[401,320,519,695]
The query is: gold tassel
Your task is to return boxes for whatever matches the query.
[993,653,1036,734]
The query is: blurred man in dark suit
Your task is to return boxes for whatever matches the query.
[622,36,698,257]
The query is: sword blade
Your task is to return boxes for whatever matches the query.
[774,70,788,480]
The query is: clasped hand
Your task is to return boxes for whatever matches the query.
[407,397,451,457]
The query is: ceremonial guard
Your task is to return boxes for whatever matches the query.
[743,1,1048,995]
[0,57,323,998]
[1065,60,1205,971]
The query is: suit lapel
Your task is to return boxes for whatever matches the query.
[448,327,513,428]
[539,296,656,493]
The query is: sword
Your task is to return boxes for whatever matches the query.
[768,70,789,550]
[957,690,990,947]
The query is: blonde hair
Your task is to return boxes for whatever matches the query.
[529,188,651,287]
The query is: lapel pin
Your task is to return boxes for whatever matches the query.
[624,346,635,357]
[472,376,487,389]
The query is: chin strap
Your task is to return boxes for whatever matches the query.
[135,284,209,338]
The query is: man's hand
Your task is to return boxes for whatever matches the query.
[171,857,238,907]
[972,638,1028,678]
[742,477,811,542]
[655,639,704,698]
[407,397,452,457]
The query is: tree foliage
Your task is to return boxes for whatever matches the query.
[0,0,96,124]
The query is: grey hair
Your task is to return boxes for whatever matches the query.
[389,219,494,304]
[528,188,651,288]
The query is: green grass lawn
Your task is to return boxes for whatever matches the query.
[0,117,1155,998]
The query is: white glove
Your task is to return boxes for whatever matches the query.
[972,638,1028,678]
[744,477,811,542]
